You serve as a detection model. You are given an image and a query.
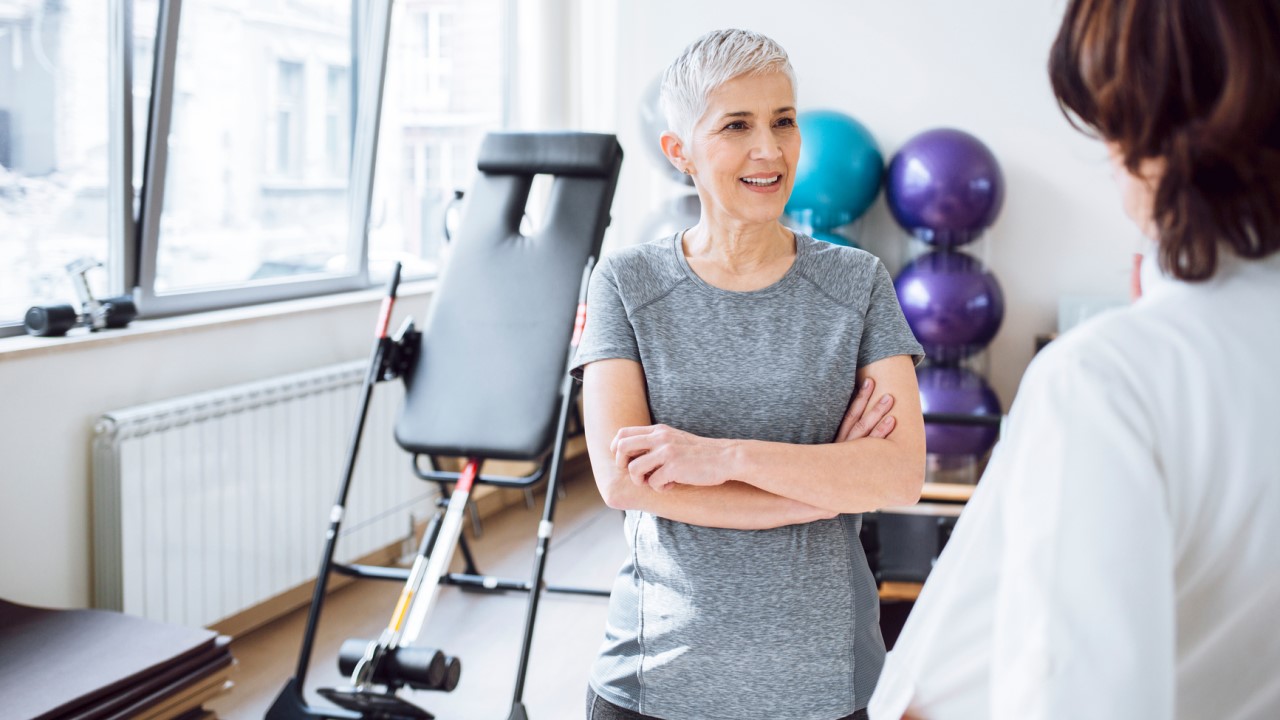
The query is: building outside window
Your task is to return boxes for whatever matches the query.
[368,0,505,280]
[325,64,349,178]
[275,59,305,179]
[154,0,352,292]
[418,8,453,111]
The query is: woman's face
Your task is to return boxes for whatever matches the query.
[666,71,800,227]
[1107,143,1163,239]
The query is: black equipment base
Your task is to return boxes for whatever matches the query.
[266,678,362,720]
[317,687,436,719]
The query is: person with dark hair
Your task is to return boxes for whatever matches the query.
[574,28,926,720]
[868,1,1280,718]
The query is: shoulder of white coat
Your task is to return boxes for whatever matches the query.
[1040,290,1196,376]
[1015,305,1154,419]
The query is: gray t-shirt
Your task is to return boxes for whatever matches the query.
[571,232,923,720]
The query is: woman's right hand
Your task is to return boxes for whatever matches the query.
[835,377,897,443]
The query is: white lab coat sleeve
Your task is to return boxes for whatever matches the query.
[989,341,1175,720]
[869,337,1175,720]
[868,442,1011,719]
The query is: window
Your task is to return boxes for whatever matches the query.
[141,0,361,303]
[0,0,514,337]
[367,0,507,281]
[0,2,114,326]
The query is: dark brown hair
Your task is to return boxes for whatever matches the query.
[1048,0,1280,280]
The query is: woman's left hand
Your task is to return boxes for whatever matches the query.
[611,424,729,492]
[835,377,897,443]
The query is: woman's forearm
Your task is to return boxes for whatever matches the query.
[606,355,926,515]
[581,356,919,526]
[721,355,926,513]
[596,470,834,530]
[724,435,924,513]
[582,359,829,529]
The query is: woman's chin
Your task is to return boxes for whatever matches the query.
[719,202,789,227]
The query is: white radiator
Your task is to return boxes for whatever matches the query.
[92,361,435,628]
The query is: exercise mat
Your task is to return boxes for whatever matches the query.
[0,598,233,720]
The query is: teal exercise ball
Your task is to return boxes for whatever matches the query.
[786,110,883,231]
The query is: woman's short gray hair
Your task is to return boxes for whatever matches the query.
[660,29,797,144]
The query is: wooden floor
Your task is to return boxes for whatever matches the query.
[207,464,625,720]
[204,465,916,719]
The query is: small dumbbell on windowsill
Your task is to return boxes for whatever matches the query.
[23,258,137,337]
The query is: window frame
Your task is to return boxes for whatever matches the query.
[110,0,139,301]
[130,0,393,318]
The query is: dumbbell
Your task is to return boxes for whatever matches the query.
[24,295,138,337]
[337,638,462,692]
[23,257,138,337]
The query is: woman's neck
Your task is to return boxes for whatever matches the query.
[681,220,794,274]
[680,219,797,292]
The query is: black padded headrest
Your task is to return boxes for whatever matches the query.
[395,132,623,461]
[476,132,622,177]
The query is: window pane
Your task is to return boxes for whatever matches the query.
[154,0,353,293]
[136,0,159,196]
[0,2,113,324]
[367,0,505,281]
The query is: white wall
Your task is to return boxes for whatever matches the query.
[1,0,1149,609]
[608,0,1146,405]
[0,290,426,608]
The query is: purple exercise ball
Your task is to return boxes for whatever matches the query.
[886,128,1005,247]
[918,365,1002,457]
[895,250,1004,362]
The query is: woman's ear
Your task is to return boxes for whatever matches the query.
[660,131,692,176]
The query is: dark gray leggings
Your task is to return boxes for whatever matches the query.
[586,687,869,720]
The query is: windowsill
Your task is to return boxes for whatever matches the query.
[0,278,437,362]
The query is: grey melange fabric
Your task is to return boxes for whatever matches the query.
[570,232,924,720]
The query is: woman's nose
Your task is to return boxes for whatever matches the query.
[749,128,783,160]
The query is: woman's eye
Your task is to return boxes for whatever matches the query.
[776,117,796,128]
[724,121,747,131]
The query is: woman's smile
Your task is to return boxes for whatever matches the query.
[740,173,784,191]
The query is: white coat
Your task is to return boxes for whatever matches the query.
[869,251,1280,719]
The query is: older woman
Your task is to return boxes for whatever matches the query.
[869,1,1280,718]
[571,29,926,720]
